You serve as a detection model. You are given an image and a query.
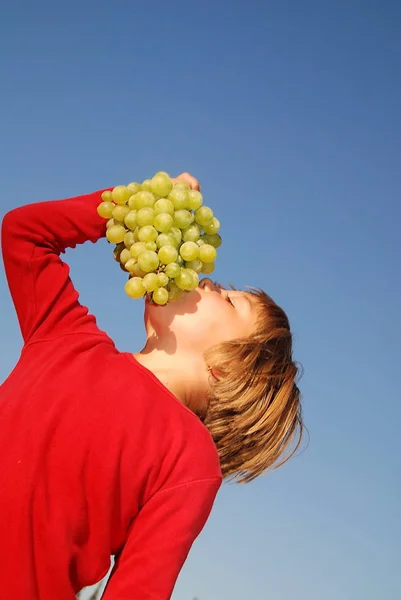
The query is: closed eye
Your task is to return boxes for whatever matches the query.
[226,295,235,307]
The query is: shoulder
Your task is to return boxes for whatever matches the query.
[163,415,222,490]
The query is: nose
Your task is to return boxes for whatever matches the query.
[199,278,221,292]
[199,278,216,291]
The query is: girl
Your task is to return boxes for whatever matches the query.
[0,172,303,599]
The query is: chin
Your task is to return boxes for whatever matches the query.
[145,289,202,328]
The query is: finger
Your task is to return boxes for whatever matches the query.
[174,172,201,191]
[184,173,201,191]
[191,177,201,191]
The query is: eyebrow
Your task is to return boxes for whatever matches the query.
[225,287,255,316]
[235,293,253,316]
[247,293,263,317]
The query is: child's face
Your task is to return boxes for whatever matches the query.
[145,278,259,354]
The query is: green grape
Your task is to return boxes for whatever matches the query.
[153,287,169,305]
[131,263,147,278]
[130,242,147,258]
[134,191,156,209]
[101,190,113,202]
[126,182,142,195]
[168,281,181,302]
[154,213,174,232]
[128,195,138,209]
[158,272,169,287]
[125,277,146,299]
[113,242,125,262]
[158,245,178,264]
[204,233,222,248]
[173,181,190,190]
[124,210,137,230]
[175,268,194,290]
[107,175,221,303]
[156,233,175,248]
[106,225,126,244]
[180,241,199,261]
[168,187,189,210]
[119,248,131,265]
[165,262,181,278]
[199,244,217,263]
[169,227,182,245]
[112,185,130,205]
[182,224,201,242]
[138,250,159,273]
[124,231,136,248]
[185,259,203,273]
[200,261,215,275]
[138,226,158,243]
[143,273,160,292]
[203,217,221,235]
[136,207,155,227]
[154,198,174,216]
[112,204,130,222]
[174,209,193,229]
[97,201,115,219]
[195,206,214,226]
[141,179,153,192]
[125,258,138,273]
[151,171,173,197]
[186,269,200,290]
[187,189,203,210]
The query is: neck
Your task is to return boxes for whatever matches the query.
[133,340,210,418]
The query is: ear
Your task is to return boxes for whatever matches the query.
[207,365,224,382]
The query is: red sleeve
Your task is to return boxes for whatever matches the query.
[1,189,111,345]
[102,477,221,600]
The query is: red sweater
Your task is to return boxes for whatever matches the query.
[0,189,222,599]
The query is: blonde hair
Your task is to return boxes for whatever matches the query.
[203,289,304,483]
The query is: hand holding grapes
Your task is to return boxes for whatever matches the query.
[171,172,201,192]
[97,171,222,305]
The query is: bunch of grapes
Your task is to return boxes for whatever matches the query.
[97,171,222,305]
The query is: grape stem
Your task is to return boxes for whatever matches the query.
[143,264,169,305]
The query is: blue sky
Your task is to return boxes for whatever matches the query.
[1,1,400,599]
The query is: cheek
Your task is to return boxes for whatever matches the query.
[172,298,232,341]
[145,292,234,346]
[145,291,200,328]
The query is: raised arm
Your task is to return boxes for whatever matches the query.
[102,477,221,599]
[1,189,111,345]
